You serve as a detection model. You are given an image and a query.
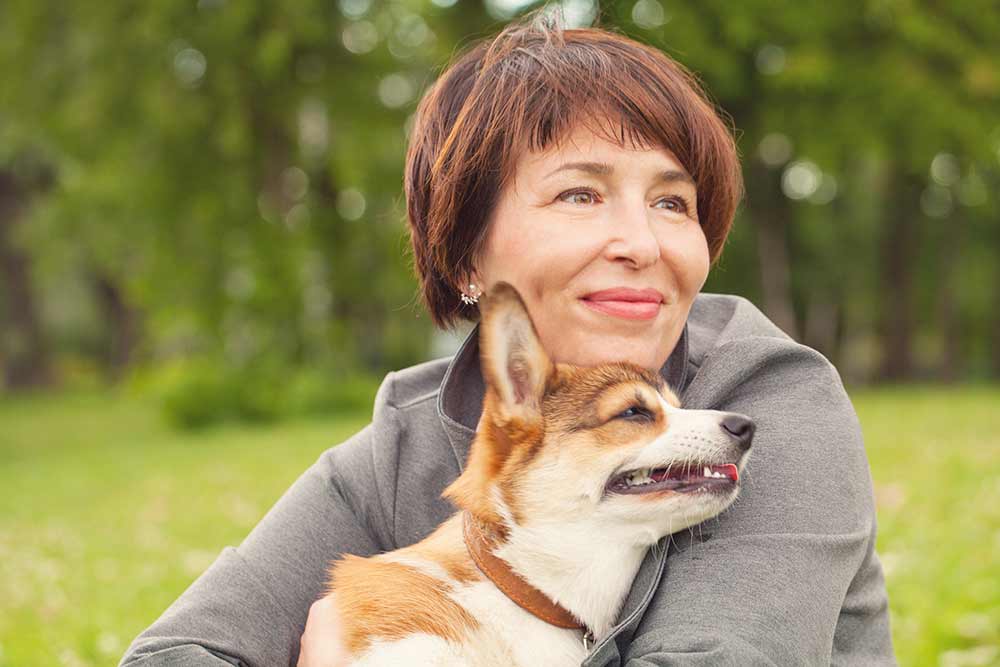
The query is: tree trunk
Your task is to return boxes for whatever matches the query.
[877,170,920,381]
[0,169,53,390]
[92,271,142,382]
[748,160,799,340]
[992,250,1000,380]
[936,215,964,382]
[803,296,840,362]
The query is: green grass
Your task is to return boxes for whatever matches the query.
[0,390,367,667]
[853,384,1000,667]
[0,385,998,666]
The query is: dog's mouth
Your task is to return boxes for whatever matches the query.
[606,463,739,495]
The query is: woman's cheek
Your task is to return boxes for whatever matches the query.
[669,228,710,297]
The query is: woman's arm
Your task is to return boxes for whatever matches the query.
[616,339,895,666]
[119,386,403,666]
[831,517,894,665]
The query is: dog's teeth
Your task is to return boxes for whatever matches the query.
[625,468,655,486]
[703,466,711,477]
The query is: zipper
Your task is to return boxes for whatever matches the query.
[583,538,671,663]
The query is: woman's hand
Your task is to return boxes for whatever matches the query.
[297,595,349,667]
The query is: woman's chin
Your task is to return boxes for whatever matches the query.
[545,332,667,370]
[533,299,682,369]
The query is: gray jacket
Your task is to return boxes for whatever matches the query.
[120,293,896,666]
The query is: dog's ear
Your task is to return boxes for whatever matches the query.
[477,281,553,425]
[441,283,552,526]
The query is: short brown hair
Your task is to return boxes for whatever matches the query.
[405,10,743,329]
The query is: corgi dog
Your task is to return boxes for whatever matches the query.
[325,282,754,666]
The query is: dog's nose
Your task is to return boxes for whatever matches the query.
[720,415,754,451]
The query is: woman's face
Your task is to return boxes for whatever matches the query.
[472,121,710,371]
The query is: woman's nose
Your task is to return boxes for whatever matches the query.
[603,205,660,269]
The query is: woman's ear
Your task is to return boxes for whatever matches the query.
[477,281,553,425]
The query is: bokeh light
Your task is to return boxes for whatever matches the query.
[781,160,822,200]
[632,0,668,29]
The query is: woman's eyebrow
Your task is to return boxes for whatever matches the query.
[543,161,695,187]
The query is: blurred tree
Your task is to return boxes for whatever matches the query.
[0,157,55,389]
[0,1,502,387]
[609,0,1000,378]
[0,0,997,391]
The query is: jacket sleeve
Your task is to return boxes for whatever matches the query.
[622,341,896,666]
[119,377,403,666]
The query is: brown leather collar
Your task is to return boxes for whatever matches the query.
[462,511,586,632]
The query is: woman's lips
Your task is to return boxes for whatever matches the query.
[581,299,661,320]
[580,288,664,321]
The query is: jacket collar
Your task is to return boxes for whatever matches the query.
[436,321,691,469]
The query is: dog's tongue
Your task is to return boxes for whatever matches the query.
[715,464,739,482]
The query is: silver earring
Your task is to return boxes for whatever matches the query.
[460,283,482,305]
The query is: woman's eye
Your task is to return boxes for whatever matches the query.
[616,406,652,421]
[558,189,599,205]
[557,190,693,215]
[655,195,692,214]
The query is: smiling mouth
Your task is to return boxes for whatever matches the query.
[606,463,739,495]
[580,299,661,320]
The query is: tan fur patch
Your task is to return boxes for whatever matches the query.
[406,514,481,584]
[328,524,480,656]
[544,364,667,430]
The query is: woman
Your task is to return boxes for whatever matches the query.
[121,13,896,667]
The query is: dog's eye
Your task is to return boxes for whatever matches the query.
[616,406,652,421]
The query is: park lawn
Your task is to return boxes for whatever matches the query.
[0,385,998,666]
[852,384,1000,667]
[0,390,368,667]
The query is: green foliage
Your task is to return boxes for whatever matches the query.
[284,368,381,418]
[1,0,999,388]
[1,0,479,384]
[149,357,381,429]
[154,358,242,428]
